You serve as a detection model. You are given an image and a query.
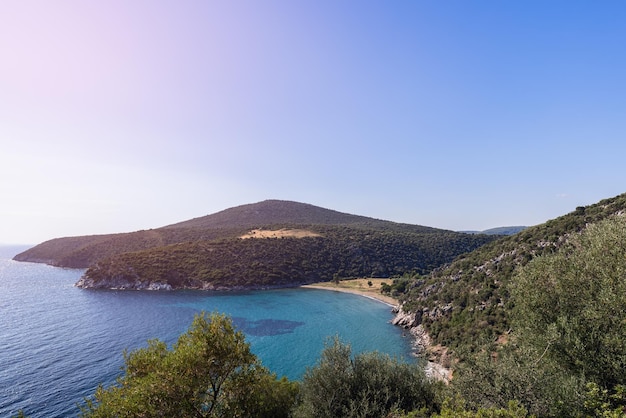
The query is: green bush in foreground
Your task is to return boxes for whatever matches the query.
[80,312,298,418]
[293,337,441,418]
[430,396,530,418]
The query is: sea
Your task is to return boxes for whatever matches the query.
[0,245,414,417]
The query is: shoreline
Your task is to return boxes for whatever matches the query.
[300,284,399,307]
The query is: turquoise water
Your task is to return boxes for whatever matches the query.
[0,246,413,417]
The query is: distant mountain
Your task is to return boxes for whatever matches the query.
[460,226,527,236]
[399,192,626,356]
[14,200,497,290]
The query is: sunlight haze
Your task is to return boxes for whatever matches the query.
[2,1,626,244]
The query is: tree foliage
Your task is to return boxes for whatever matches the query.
[428,397,530,418]
[80,312,298,418]
[449,216,626,417]
[400,192,626,354]
[450,340,585,417]
[293,337,440,418]
[511,216,626,389]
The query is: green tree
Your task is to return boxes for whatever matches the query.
[81,312,298,418]
[450,340,584,417]
[448,217,626,417]
[333,273,340,285]
[293,337,440,418]
[511,216,626,389]
[429,397,530,418]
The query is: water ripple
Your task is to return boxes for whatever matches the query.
[0,247,412,417]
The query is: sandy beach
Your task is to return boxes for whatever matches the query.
[301,279,399,307]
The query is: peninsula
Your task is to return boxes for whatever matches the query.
[14,200,496,291]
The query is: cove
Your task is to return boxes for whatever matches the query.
[0,247,414,417]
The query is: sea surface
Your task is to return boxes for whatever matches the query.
[0,245,414,417]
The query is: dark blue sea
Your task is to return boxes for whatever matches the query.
[0,246,414,417]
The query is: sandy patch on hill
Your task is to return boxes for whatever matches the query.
[239,229,322,239]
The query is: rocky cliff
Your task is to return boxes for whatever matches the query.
[392,306,452,382]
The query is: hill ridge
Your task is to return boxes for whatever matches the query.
[13,200,497,290]
[13,200,452,268]
[162,200,380,229]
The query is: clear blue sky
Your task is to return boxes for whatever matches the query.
[2,1,626,244]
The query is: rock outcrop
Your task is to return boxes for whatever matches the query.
[392,306,452,382]
[75,272,173,291]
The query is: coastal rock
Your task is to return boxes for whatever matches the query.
[75,268,173,291]
[75,270,303,291]
[424,360,452,382]
[147,282,173,291]
[391,307,419,328]
[392,306,451,382]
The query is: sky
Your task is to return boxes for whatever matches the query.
[2,1,626,244]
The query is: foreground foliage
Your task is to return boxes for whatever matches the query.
[294,337,440,418]
[512,217,626,390]
[429,397,531,418]
[80,312,298,418]
[78,317,446,418]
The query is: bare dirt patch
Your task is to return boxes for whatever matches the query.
[239,228,322,239]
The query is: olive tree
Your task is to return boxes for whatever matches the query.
[511,216,626,389]
[81,312,298,418]
[293,337,440,418]
[449,216,626,417]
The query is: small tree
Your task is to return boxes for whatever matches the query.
[381,282,391,294]
[332,273,340,285]
[81,312,298,417]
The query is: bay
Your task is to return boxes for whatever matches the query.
[0,246,413,417]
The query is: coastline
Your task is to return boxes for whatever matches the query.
[302,281,452,382]
[300,283,399,307]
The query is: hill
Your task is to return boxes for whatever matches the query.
[14,200,497,290]
[163,199,393,229]
[396,192,626,359]
[460,226,527,235]
[14,200,446,268]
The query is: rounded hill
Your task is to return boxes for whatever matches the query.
[14,200,498,290]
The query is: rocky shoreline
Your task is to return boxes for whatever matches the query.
[74,274,311,292]
[302,284,452,382]
[391,306,452,382]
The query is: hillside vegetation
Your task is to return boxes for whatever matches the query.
[14,200,468,269]
[15,200,496,290]
[76,223,495,290]
[399,192,626,355]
